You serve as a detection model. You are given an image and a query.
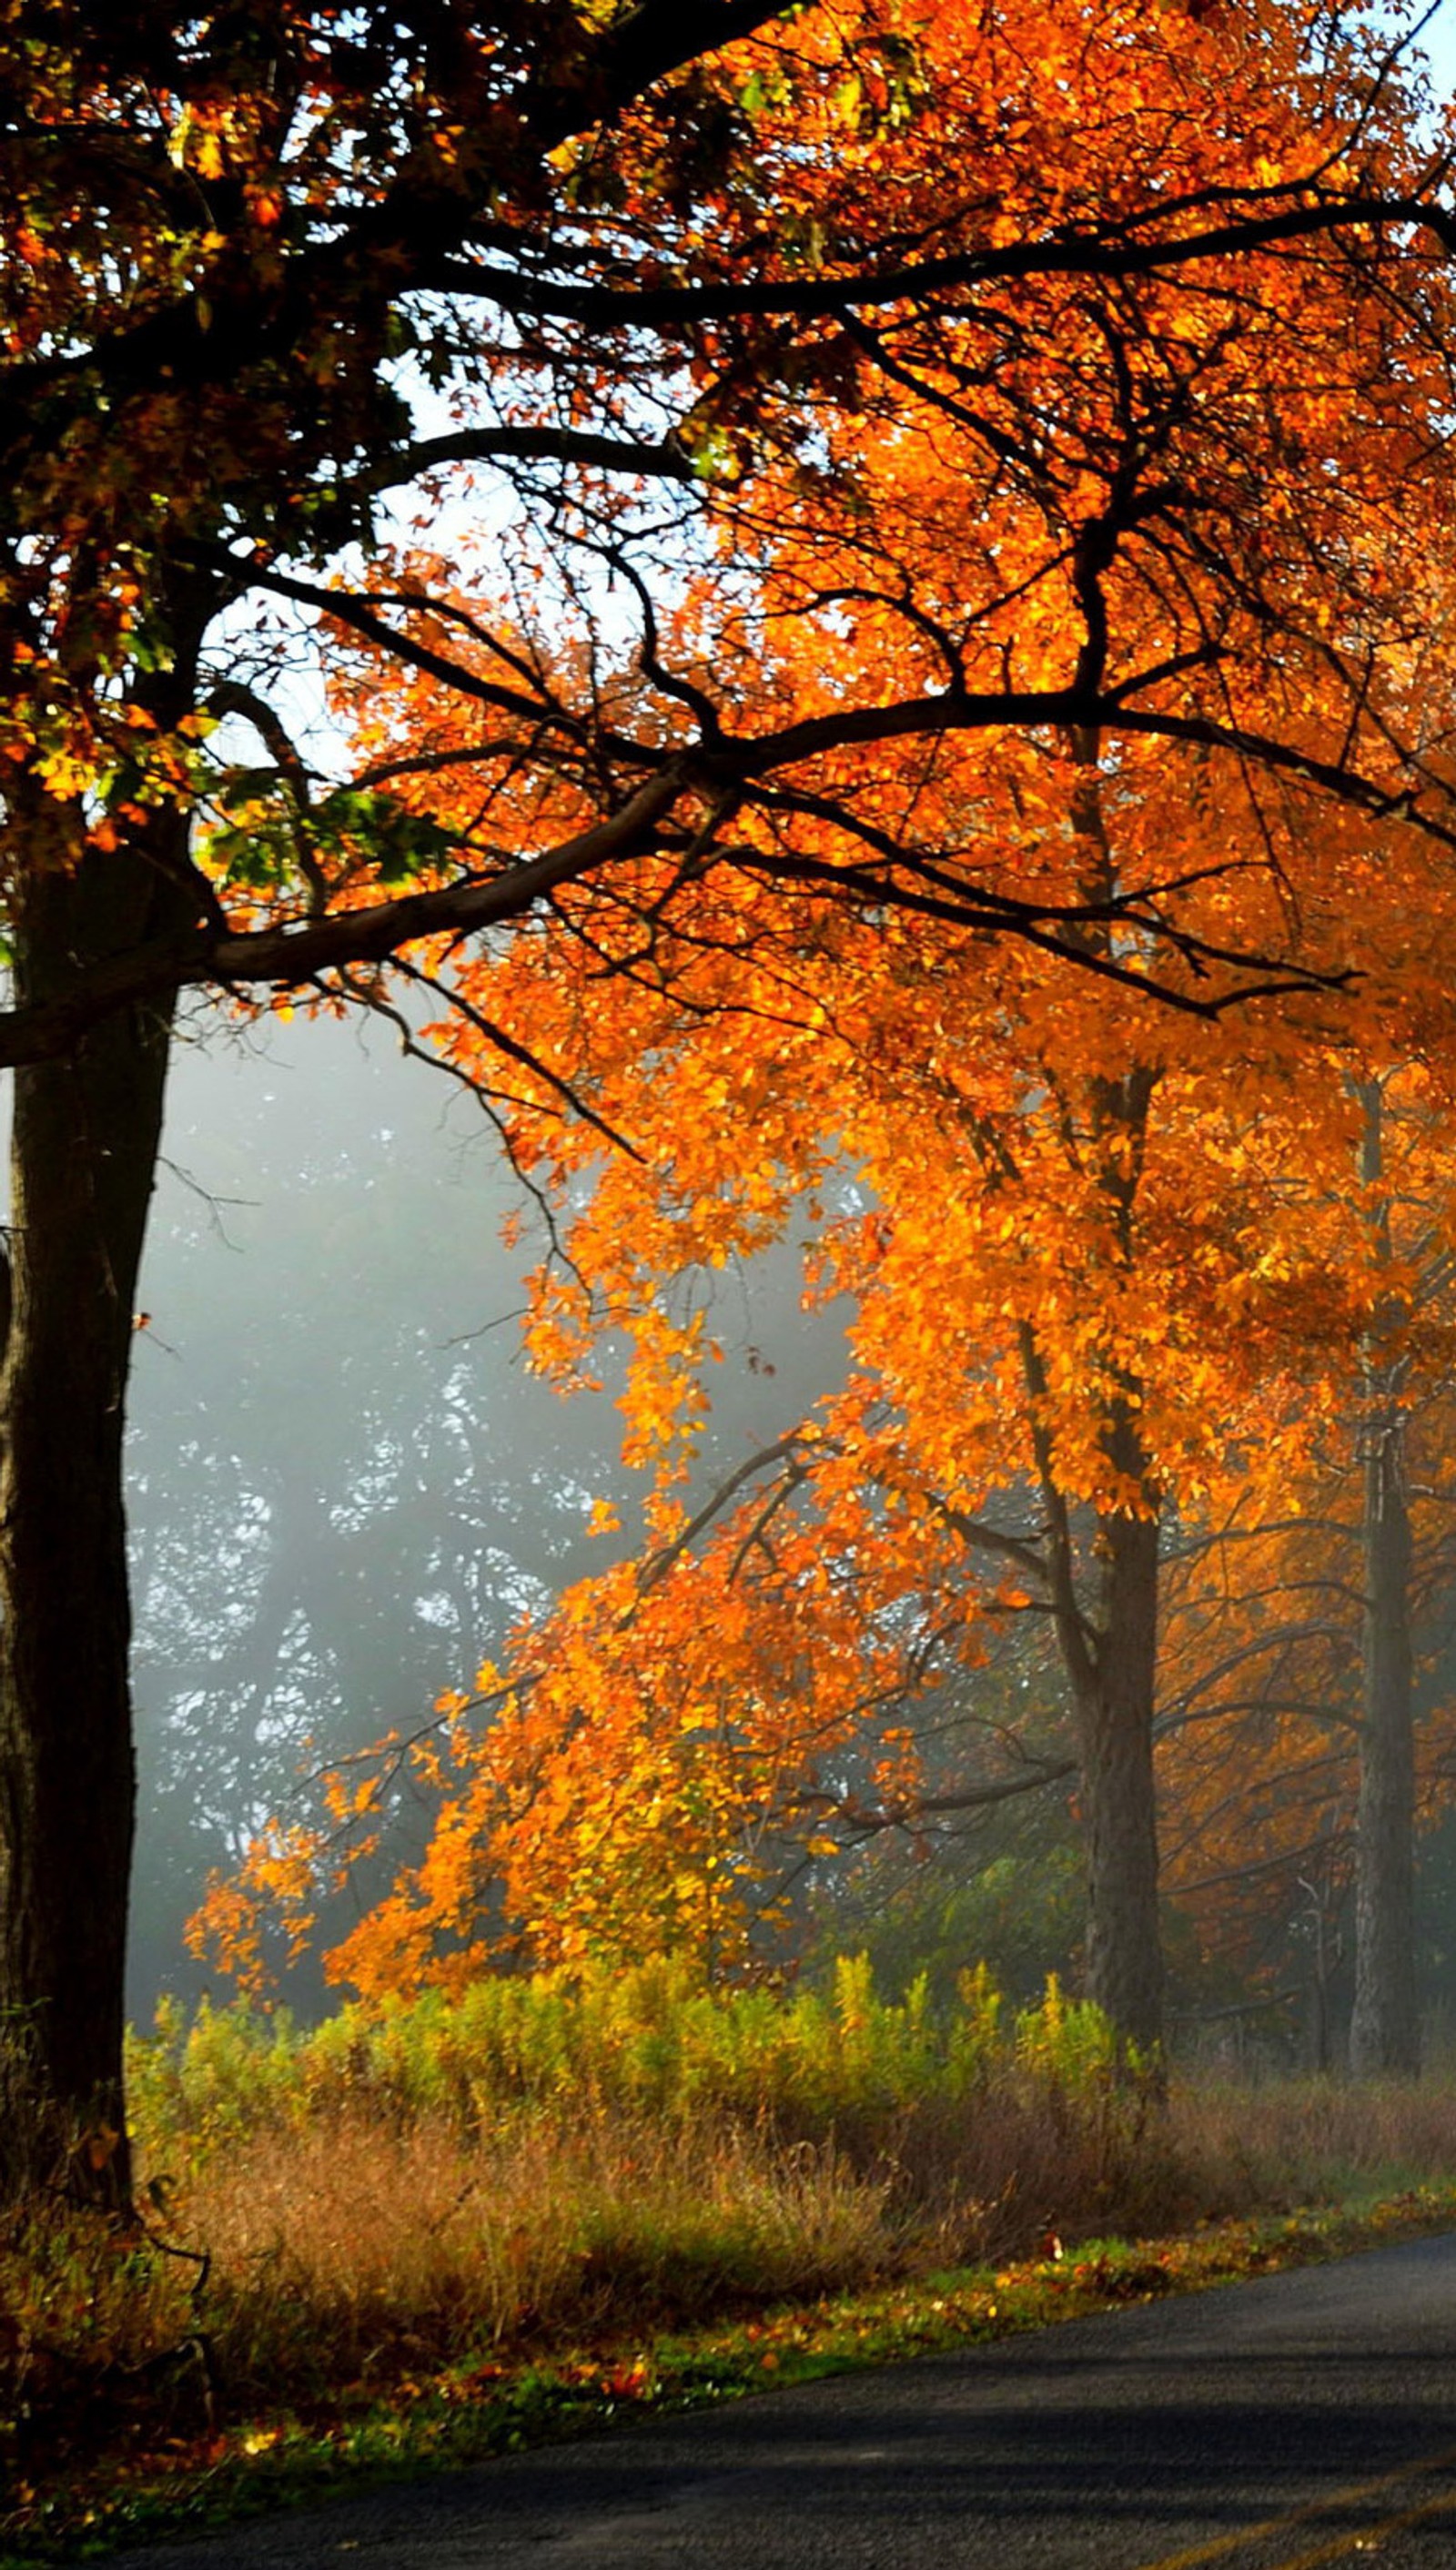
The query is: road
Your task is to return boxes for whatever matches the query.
[124,2230,1456,2570]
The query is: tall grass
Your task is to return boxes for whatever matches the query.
[1171,2069,1456,2205]
[127,1955,1031,2160]
[113,1958,1159,2395]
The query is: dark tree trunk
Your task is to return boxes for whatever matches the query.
[1350,1410,1419,2078]
[0,843,185,2203]
[1078,1500,1164,2057]
[1023,1313,1166,2064]
[1348,1078,1419,2082]
[1302,1857,1338,2075]
[1036,720,1167,2063]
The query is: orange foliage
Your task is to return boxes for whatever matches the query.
[187,0,1456,2015]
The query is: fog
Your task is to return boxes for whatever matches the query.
[126,1003,848,2019]
[92,1001,1456,2052]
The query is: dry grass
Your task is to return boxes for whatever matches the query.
[1168,2072,1456,2208]
[0,2088,1206,2428]
[187,2108,900,2396]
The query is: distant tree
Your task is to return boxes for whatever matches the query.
[1153,1067,1456,2074]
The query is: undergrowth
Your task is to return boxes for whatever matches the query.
[5,1958,1456,2556]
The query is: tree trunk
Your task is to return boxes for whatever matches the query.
[1046,713,1166,2062]
[1023,1312,1166,2063]
[1350,1409,1419,2077]
[1078,1499,1164,2057]
[1348,1077,1419,2081]
[0,845,183,2203]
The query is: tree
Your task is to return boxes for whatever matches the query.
[1350,1075,1421,2075]
[1151,1063,1456,2070]
[3,0,1456,2191]
[207,789,1456,2049]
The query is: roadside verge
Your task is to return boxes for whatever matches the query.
[9,2184,1456,2565]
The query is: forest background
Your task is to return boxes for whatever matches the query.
[125,1013,1456,2065]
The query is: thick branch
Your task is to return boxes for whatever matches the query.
[935,1503,1048,1586]
[568,0,793,126]
[637,1432,809,1594]
[430,192,1456,330]
[821,1756,1078,1835]
[0,584,1437,1067]
[220,555,1456,856]
[359,425,694,496]
[0,769,686,1070]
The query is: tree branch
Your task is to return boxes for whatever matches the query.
[429,192,1456,330]
[820,1756,1078,1836]
[358,425,694,496]
[0,768,687,1070]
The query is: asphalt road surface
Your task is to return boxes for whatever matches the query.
[123,2230,1456,2570]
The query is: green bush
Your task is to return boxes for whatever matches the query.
[126,1957,1132,2178]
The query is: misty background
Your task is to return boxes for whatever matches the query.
[125,1002,849,2021]
[100,987,1456,2053]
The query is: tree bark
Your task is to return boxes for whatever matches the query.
[1022,1320,1166,2062]
[1348,1078,1420,2081]
[1040,716,1166,2060]
[0,840,187,2202]
[1350,1408,1419,2077]
[1079,1497,1165,2056]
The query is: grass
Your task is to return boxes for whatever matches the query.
[5,1960,1456,2560]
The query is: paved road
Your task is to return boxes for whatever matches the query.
[125,2231,1456,2570]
